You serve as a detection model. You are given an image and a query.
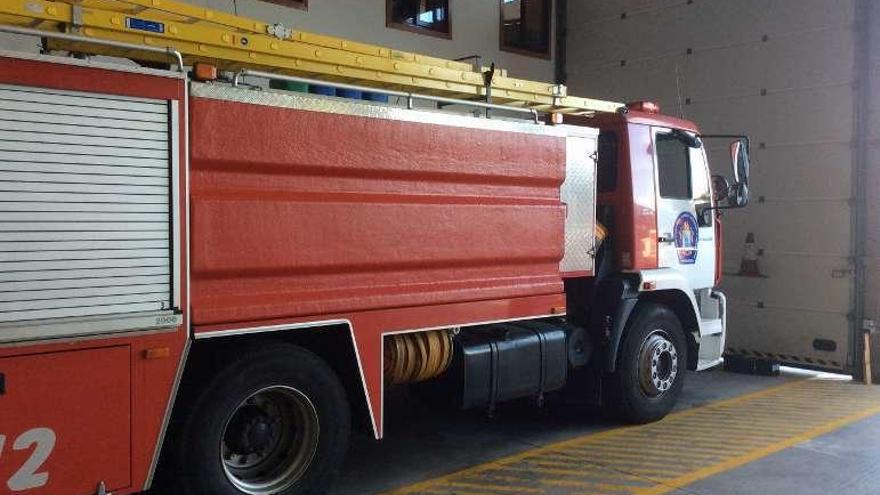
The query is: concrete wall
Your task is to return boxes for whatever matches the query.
[0,0,555,83]
[567,0,875,373]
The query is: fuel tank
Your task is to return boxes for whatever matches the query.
[427,320,571,410]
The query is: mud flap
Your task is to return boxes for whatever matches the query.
[588,276,640,373]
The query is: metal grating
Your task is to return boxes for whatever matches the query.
[0,83,172,324]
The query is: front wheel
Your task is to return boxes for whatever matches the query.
[166,343,351,495]
[603,303,687,424]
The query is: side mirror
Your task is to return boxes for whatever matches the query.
[722,138,751,208]
[711,175,731,203]
[730,139,750,185]
[701,134,753,209]
[729,182,749,208]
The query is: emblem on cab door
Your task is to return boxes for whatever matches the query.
[673,212,699,265]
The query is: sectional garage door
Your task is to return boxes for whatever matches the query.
[566,0,861,372]
[0,83,173,326]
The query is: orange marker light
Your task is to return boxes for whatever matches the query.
[193,63,218,82]
[642,281,657,291]
[626,101,661,114]
[143,347,171,360]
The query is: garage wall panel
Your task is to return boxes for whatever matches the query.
[570,0,853,72]
[724,255,852,312]
[568,0,860,371]
[726,303,849,368]
[719,145,853,199]
[866,0,880,381]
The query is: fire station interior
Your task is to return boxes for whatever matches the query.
[2,1,880,495]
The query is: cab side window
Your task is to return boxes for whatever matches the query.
[597,131,618,193]
[656,133,692,199]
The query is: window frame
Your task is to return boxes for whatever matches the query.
[499,0,553,60]
[386,0,452,39]
[655,131,694,200]
[259,0,308,11]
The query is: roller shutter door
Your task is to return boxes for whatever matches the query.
[0,83,173,324]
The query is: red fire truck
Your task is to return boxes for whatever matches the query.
[0,16,749,495]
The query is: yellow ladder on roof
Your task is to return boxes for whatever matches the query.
[0,0,624,115]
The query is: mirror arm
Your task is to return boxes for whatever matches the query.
[699,134,751,151]
[706,204,739,212]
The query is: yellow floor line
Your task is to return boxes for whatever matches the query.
[634,404,880,495]
[566,439,718,457]
[384,379,880,495]
[443,481,540,493]
[558,446,722,462]
[504,462,651,483]
[539,478,641,493]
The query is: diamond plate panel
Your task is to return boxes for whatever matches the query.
[559,129,598,274]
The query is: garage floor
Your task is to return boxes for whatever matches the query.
[332,369,880,495]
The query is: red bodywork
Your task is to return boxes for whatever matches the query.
[188,94,571,436]
[1,56,573,494]
[189,96,568,326]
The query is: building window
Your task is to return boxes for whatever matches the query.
[260,0,308,10]
[387,0,451,38]
[500,0,551,58]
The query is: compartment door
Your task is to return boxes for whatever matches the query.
[0,83,179,342]
[0,346,131,494]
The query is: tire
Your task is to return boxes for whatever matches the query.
[166,343,351,495]
[603,303,687,424]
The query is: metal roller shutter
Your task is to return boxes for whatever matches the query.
[0,83,173,325]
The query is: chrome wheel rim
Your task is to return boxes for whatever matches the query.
[221,386,320,495]
[638,331,679,397]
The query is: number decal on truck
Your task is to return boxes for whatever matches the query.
[3,428,56,492]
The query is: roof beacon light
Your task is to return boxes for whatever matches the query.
[626,101,661,114]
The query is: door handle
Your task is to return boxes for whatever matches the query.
[0,373,5,395]
[659,235,674,244]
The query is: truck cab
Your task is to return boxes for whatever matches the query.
[565,102,750,401]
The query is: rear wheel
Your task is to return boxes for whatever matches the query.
[167,343,350,495]
[604,303,687,423]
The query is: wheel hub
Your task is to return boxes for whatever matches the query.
[221,386,320,495]
[638,331,679,397]
[225,404,276,456]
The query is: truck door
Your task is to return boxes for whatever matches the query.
[0,347,132,494]
[653,128,715,290]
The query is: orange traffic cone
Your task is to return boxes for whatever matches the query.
[738,232,763,277]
